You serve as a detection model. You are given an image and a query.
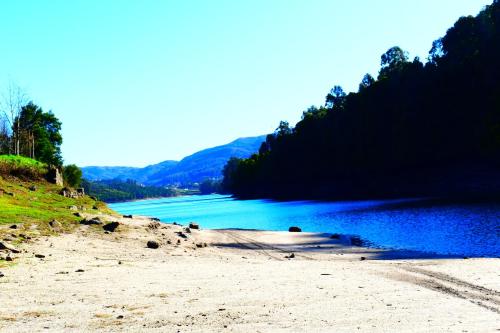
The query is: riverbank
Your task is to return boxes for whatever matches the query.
[1,214,499,332]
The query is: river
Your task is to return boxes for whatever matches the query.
[110,194,500,257]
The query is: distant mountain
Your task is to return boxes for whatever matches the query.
[82,135,265,186]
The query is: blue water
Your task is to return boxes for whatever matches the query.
[110,195,500,257]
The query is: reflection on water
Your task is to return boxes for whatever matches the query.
[110,195,500,257]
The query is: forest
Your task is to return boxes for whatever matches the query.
[81,178,178,203]
[222,1,500,199]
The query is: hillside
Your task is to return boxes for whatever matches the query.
[0,155,111,240]
[82,135,265,186]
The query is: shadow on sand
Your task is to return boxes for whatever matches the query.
[211,230,473,260]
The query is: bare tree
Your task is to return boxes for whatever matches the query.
[0,117,10,154]
[0,82,28,155]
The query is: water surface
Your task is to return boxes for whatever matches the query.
[110,195,500,257]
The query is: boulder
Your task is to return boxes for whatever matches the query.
[150,217,160,222]
[0,271,4,278]
[102,222,119,232]
[0,242,20,253]
[147,240,160,249]
[49,220,61,229]
[9,225,17,229]
[80,217,102,225]
[288,226,302,232]
[69,205,78,211]
[188,223,200,230]
[29,185,37,191]
[123,214,133,219]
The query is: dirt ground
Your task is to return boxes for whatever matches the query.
[0,215,499,332]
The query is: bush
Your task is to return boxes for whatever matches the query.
[63,164,82,187]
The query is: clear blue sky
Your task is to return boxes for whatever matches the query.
[0,0,491,167]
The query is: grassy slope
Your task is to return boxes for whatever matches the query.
[0,155,115,242]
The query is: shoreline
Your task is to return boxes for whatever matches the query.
[1,213,499,332]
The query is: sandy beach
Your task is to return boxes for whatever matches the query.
[0,214,499,332]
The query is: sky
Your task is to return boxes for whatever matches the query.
[0,0,492,167]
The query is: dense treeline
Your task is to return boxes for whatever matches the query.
[82,178,178,203]
[223,1,500,199]
[1,86,63,167]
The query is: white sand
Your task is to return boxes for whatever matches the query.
[0,215,499,332]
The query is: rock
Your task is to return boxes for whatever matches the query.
[69,205,78,211]
[177,239,181,245]
[147,222,160,230]
[0,242,20,253]
[360,256,366,261]
[46,167,63,186]
[29,185,37,191]
[92,205,98,210]
[6,254,13,261]
[123,214,133,219]
[116,315,124,319]
[176,232,188,239]
[330,233,341,239]
[147,240,160,249]
[150,217,160,222]
[285,253,295,259]
[185,227,191,233]
[0,272,4,278]
[49,220,61,229]
[9,224,17,229]
[75,269,84,272]
[80,217,102,225]
[35,254,45,259]
[102,222,120,232]
[188,223,200,230]
[195,243,204,248]
[288,226,302,232]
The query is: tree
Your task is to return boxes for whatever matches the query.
[63,164,82,187]
[358,73,375,91]
[199,179,221,194]
[221,157,242,193]
[14,102,63,166]
[325,85,346,109]
[0,82,27,155]
[0,117,10,154]
[378,46,409,79]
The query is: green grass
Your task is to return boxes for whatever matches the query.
[0,155,47,179]
[0,158,116,243]
[0,176,112,232]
